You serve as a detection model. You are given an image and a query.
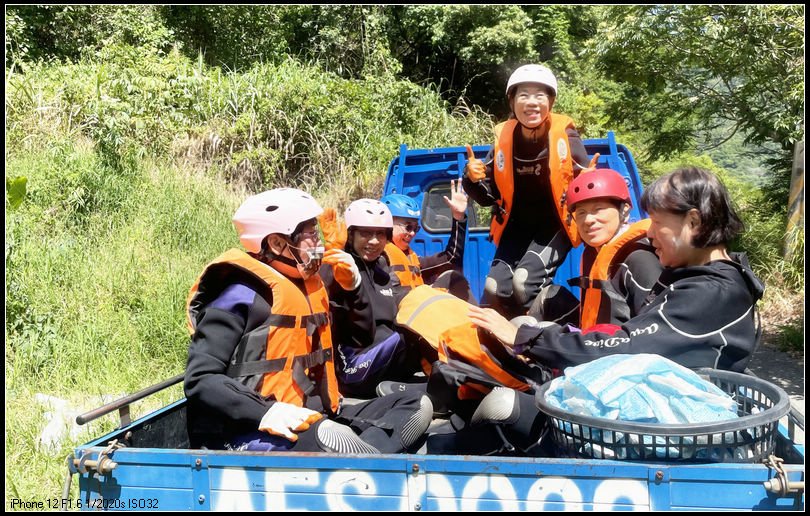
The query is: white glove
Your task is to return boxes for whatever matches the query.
[259,402,323,442]
[322,249,362,291]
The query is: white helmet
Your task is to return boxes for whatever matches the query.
[233,188,323,253]
[344,198,393,229]
[506,64,558,97]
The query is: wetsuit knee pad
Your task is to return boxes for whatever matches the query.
[484,277,499,298]
[316,420,380,454]
[509,315,540,328]
[401,395,434,448]
[471,387,520,426]
[512,268,530,306]
[537,284,580,325]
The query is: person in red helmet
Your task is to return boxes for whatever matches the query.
[469,167,764,374]
[562,168,662,329]
[462,63,597,323]
[434,168,764,456]
[184,188,433,454]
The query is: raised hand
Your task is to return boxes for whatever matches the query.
[581,152,601,174]
[443,179,469,221]
[318,208,347,251]
[464,144,486,183]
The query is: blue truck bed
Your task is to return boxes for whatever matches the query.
[71,136,805,511]
[72,396,804,511]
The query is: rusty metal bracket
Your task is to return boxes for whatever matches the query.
[763,454,805,496]
[73,439,122,476]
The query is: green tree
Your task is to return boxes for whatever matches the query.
[5,5,172,66]
[593,5,804,195]
[162,6,398,77]
[387,5,600,116]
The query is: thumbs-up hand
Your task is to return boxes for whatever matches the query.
[581,153,601,174]
[464,145,486,183]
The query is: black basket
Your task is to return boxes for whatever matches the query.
[535,368,791,463]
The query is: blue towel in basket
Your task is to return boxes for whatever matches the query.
[544,354,738,423]
[544,355,744,460]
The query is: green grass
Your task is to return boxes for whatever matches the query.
[4,45,803,509]
[774,319,805,355]
[5,138,240,509]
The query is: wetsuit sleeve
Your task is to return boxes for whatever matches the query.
[321,261,377,349]
[516,273,746,370]
[567,127,591,174]
[382,253,407,301]
[419,216,467,282]
[614,248,664,317]
[184,290,274,425]
[462,149,500,207]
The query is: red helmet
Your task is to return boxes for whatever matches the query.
[566,169,632,210]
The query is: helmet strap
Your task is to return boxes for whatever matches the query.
[621,203,632,223]
[519,116,549,143]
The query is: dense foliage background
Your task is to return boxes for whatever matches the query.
[4,5,804,507]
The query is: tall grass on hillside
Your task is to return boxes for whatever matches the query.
[6,48,494,206]
[173,57,494,207]
[6,139,240,509]
[6,142,239,384]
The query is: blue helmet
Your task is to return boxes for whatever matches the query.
[380,193,421,219]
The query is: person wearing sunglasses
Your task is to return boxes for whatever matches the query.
[380,181,475,303]
[184,188,433,454]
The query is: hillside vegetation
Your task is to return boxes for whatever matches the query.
[5,5,803,508]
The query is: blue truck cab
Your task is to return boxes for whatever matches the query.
[383,132,646,302]
[69,136,805,511]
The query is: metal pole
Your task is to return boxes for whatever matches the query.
[75,373,184,426]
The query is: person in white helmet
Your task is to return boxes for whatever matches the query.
[184,188,433,453]
[321,199,437,399]
[462,63,595,323]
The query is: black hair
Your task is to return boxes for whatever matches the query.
[640,167,744,247]
[290,217,318,243]
[256,217,317,263]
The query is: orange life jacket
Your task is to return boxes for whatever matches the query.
[490,115,580,247]
[384,242,424,288]
[186,248,340,413]
[396,285,532,398]
[578,219,652,329]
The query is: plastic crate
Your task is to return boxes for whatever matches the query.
[535,368,791,462]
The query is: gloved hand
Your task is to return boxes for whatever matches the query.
[464,145,486,183]
[318,208,347,251]
[259,402,323,442]
[322,249,362,291]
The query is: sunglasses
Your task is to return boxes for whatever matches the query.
[397,222,421,233]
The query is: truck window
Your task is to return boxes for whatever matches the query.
[422,182,490,232]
